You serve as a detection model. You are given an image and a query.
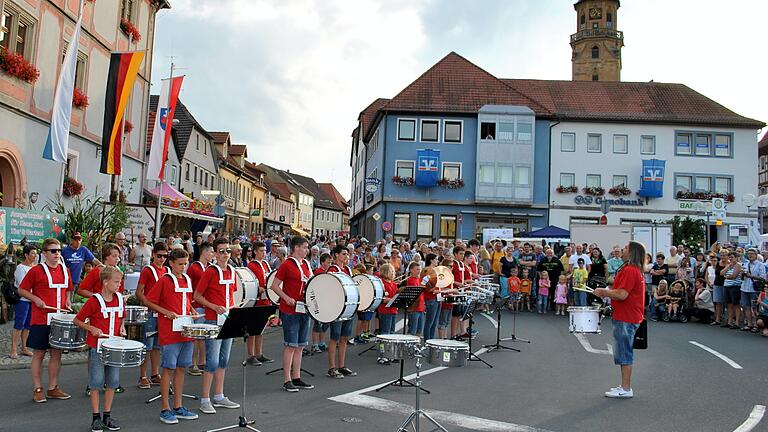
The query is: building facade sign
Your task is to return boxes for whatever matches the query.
[573,195,644,207]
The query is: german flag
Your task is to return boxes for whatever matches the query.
[100,51,145,175]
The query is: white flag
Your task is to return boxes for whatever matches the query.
[146,76,183,180]
[43,2,84,162]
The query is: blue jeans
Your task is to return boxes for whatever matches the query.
[281,312,310,347]
[537,295,549,313]
[423,300,439,340]
[378,314,396,335]
[330,319,354,340]
[88,349,121,389]
[574,291,587,306]
[648,298,665,319]
[612,319,640,365]
[143,315,159,350]
[407,312,425,335]
[161,342,194,369]
[438,308,452,329]
[204,320,233,372]
[13,301,31,330]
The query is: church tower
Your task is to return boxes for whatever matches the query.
[570,0,623,81]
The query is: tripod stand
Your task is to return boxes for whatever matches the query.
[207,306,273,432]
[397,345,447,432]
[376,285,429,394]
[499,297,531,346]
[463,299,492,368]
[483,297,520,353]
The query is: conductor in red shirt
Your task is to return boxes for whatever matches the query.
[593,240,647,399]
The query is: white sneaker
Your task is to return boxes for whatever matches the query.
[200,399,216,414]
[604,387,633,398]
[213,396,240,409]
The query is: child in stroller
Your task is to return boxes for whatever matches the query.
[665,279,689,322]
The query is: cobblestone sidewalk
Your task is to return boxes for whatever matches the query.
[0,323,88,370]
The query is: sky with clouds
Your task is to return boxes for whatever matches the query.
[151,0,768,199]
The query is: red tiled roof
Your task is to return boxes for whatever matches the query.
[504,79,765,128]
[760,132,768,149]
[318,183,348,212]
[381,52,551,118]
[145,110,156,153]
[229,144,247,156]
[209,131,230,145]
[270,182,293,201]
[358,98,389,140]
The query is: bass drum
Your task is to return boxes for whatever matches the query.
[304,272,359,323]
[233,267,259,308]
[266,270,281,305]
[353,274,385,312]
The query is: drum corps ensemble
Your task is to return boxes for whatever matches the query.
[12,234,643,431]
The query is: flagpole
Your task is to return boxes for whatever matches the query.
[153,61,174,243]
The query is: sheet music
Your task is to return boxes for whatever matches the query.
[173,316,193,332]
[385,293,400,308]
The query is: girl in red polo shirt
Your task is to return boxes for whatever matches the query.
[135,242,168,389]
[245,241,274,365]
[406,262,426,336]
[74,266,125,432]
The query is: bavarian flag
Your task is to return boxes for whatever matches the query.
[100,51,144,175]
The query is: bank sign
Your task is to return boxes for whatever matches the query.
[573,195,644,206]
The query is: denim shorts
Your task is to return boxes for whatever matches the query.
[712,285,725,304]
[510,292,521,303]
[357,311,375,321]
[330,318,354,340]
[740,291,758,308]
[724,286,741,306]
[378,314,396,335]
[312,318,330,333]
[161,341,193,369]
[612,319,640,366]
[143,315,159,350]
[13,301,31,331]
[89,348,120,389]
[281,312,310,347]
[438,308,452,329]
[204,320,233,372]
[27,325,51,351]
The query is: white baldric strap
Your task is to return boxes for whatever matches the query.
[259,260,271,274]
[146,265,160,282]
[164,273,192,316]
[211,264,235,311]
[289,257,311,284]
[93,293,124,337]
[41,263,68,315]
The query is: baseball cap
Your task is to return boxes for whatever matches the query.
[72,232,82,239]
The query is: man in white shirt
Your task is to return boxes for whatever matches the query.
[569,244,592,272]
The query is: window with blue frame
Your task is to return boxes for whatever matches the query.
[675,131,732,157]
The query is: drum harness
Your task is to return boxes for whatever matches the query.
[41,262,69,324]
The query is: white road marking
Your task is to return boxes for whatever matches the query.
[395,319,404,332]
[480,312,498,329]
[573,333,612,355]
[689,341,743,369]
[734,405,766,432]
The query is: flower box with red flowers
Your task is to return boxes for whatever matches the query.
[72,88,89,109]
[0,47,40,83]
[392,176,414,186]
[437,178,464,189]
[62,177,84,197]
[124,120,133,133]
[583,186,605,196]
[675,191,734,202]
[608,185,632,196]
[120,18,142,42]
[556,185,579,193]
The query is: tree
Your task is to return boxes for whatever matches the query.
[667,216,706,251]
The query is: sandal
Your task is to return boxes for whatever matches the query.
[8,354,18,360]
[740,326,751,331]
[20,351,33,357]
[751,327,759,333]
[709,321,720,326]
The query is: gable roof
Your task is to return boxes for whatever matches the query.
[283,172,343,211]
[504,79,765,128]
[150,95,216,159]
[229,144,247,156]
[760,132,768,150]
[318,183,349,213]
[208,131,230,145]
[358,98,390,141]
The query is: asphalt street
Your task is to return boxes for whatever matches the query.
[0,310,766,432]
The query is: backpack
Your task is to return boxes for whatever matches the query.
[2,281,21,305]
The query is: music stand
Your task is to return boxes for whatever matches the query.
[265,309,315,376]
[375,285,429,394]
[462,298,492,368]
[483,297,521,353]
[145,328,197,404]
[207,305,274,432]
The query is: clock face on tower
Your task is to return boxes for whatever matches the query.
[589,8,602,19]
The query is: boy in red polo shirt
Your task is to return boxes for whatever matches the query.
[135,242,168,389]
[245,241,274,365]
[186,241,213,376]
[270,236,314,392]
[74,266,125,432]
[194,238,240,414]
[77,243,124,298]
[406,262,426,336]
[309,253,332,354]
[18,237,74,403]
[326,245,356,379]
[144,248,199,424]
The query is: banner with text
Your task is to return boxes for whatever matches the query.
[0,207,66,245]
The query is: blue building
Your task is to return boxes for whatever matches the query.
[349,52,553,242]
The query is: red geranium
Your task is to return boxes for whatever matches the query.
[62,177,84,197]
[124,120,133,133]
[0,46,40,83]
[72,88,89,109]
[120,18,142,42]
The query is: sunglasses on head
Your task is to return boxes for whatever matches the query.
[218,248,232,254]
[45,249,62,254]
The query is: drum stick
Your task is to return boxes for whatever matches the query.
[573,286,595,293]
[44,305,72,312]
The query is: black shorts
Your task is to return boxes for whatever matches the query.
[723,286,741,306]
[451,304,467,318]
[27,325,52,351]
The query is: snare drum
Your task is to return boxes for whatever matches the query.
[124,305,148,324]
[568,306,601,333]
[125,323,146,341]
[234,267,259,308]
[304,272,359,323]
[49,313,86,350]
[124,272,140,294]
[181,323,221,339]
[376,334,421,360]
[444,295,467,304]
[100,339,146,368]
[266,270,281,305]
[353,274,385,312]
[425,339,468,367]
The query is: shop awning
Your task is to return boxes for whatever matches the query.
[145,183,192,202]
[291,226,310,237]
[162,206,223,223]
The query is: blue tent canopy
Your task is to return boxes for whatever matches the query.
[518,225,570,238]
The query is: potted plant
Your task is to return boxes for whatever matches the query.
[62,176,84,197]
[392,176,414,186]
[583,186,605,196]
[608,185,632,196]
[0,46,40,83]
[120,18,142,42]
[123,120,133,133]
[556,185,579,193]
[437,178,465,189]
[72,88,89,109]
